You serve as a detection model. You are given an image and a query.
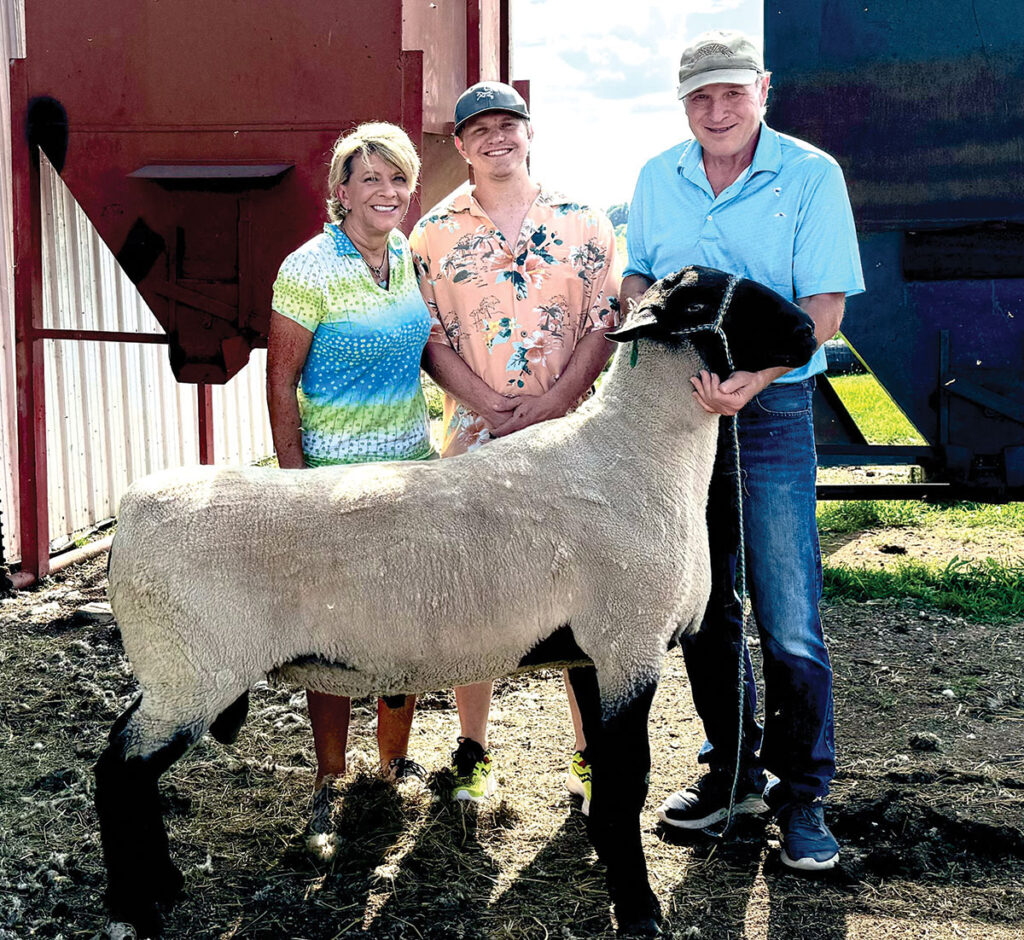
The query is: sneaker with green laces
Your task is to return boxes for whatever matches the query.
[565,749,592,815]
[450,736,497,802]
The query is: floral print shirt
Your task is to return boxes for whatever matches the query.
[410,185,620,457]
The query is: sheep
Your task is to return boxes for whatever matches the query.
[95,265,816,938]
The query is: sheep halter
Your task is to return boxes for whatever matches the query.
[674,272,738,373]
[677,271,748,838]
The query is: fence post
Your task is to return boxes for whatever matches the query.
[12,59,50,579]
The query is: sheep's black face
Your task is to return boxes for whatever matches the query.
[607,265,817,378]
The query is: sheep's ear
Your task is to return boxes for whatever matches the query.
[606,309,660,343]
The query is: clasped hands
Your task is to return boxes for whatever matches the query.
[484,390,569,437]
[480,368,771,431]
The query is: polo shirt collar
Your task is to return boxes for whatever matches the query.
[445,182,572,217]
[677,122,782,192]
[325,222,403,259]
[750,124,782,175]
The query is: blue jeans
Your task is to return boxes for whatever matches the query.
[681,378,835,800]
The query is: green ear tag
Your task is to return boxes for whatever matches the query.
[630,338,639,368]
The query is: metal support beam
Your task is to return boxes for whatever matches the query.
[36,328,169,344]
[466,0,481,86]
[197,383,214,465]
[499,0,511,83]
[12,60,49,579]
[816,482,1020,503]
[943,374,1024,425]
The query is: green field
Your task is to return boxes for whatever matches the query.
[827,371,925,445]
[819,373,1023,620]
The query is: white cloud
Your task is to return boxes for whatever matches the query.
[513,0,763,209]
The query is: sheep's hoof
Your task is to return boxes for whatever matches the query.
[616,917,661,938]
[614,887,662,938]
[107,884,167,938]
[105,904,161,940]
[152,862,184,905]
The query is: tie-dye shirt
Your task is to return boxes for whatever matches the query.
[272,224,433,466]
[410,185,620,457]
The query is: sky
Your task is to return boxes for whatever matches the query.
[512,0,763,211]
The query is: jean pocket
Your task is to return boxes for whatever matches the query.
[752,379,813,416]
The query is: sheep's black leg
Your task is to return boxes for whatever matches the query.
[587,680,661,938]
[95,699,199,936]
[209,691,250,745]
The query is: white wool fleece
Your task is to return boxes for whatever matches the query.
[108,342,718,750]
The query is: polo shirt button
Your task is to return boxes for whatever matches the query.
[706,215,713,222]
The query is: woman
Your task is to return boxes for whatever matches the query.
[267,123,433,851]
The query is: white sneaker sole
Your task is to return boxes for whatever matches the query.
[565,772,587,798]
[657,795,769,830]
[565,772,591,815]
[453,774,497,802]
[781,848,839,871]
[305,831,338,861]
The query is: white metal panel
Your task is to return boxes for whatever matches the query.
[212,347,274,467]
[3,128,276,560]
[4,0,24,60]
[42,158,163,335]
[39,156,201,551]
[0,0,21,562]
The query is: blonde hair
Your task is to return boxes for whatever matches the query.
[326,122,421,224]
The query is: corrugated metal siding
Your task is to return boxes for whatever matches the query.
[212,347,274,467]
[2,0,273,561]
[40,156,200,547]
[36,156,273,553]
[0,0,25,563]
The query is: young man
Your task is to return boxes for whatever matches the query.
[621,30,864,869]
[410,81,619,806]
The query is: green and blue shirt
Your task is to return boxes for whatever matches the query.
[272,224,433,465]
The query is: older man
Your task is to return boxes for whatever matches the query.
[621,30,864,869]
[410,82,619,805]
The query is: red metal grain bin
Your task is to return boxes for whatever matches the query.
[18,0,513,383]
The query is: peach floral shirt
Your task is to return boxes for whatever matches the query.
[410,185,620,457]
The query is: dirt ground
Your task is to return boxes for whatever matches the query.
[1,525,1022,940]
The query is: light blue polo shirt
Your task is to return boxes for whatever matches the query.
[625,123,865,382]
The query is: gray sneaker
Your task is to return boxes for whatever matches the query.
[306,775,341,860]
[657,771,768,830]
[765,779,840,870]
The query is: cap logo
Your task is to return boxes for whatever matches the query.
[475,88,496,100]
[693,42,734,60]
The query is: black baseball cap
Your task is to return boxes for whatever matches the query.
[454,82,530,136]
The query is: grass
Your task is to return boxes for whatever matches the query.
[422,375,445,419]
[820,372,1024,620]
[824,556,1024,623]
[817,499,929,533]
[828,371,926,445]
[818,499,1024,536]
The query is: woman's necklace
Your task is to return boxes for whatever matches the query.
[363,251,388,287]
[341,223,389,287]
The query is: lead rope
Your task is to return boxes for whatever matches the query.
[672,274,748,839]
[720,410,747,838]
